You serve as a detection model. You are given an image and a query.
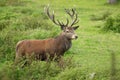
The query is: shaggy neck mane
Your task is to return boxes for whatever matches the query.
[55,34,72,53]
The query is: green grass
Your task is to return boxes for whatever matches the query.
[0,0,120,80]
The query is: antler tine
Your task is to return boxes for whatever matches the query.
[57,20,63,26]
[45,6,69,27]
[65,8,75,19]
[45,6,59,25]
[65,18,69,26]
[71,8,76,19]
[65,8,79,27]
[71,14,79,26]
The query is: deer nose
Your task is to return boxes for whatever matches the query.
[75,36,78,39]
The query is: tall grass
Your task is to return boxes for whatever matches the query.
[0,56,79,80]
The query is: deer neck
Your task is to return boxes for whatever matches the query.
[55,34,72,51]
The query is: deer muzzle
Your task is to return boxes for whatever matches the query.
[72,34,78,40]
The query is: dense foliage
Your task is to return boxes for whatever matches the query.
[103,14,120,33]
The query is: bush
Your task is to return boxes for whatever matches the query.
[0,20,11,31]
[57,68,86,80]
[0,56,78,80]
[102,14,120,33]
[0,0,26,6]
[12,15,52,31]
[0,11,18,31]
[90,11,111,21]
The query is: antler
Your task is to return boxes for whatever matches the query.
[45,6,69,27]
[65,9,79,27]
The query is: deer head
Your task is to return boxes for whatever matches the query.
[45,6,79,40]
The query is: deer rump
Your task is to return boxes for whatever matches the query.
[16,36,71,61]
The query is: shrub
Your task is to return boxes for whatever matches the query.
[0,11,18,31]
[0,0,26,6]
[12,16,53,31]
[103,17,114,31]
[0,56,78,80]
[56,68,87,80]
[0,0,7,6]
[90,11,111,21]
[102,14,120,33]
[0,27,29,62]
[0,20,11,31]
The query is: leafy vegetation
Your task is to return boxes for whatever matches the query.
[0,0,27,6]
[90,11,111,21]
[0,0,120,80]
[102,14,120,33]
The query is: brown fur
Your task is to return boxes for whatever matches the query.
[15,34,71,63]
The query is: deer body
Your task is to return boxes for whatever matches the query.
[15,7,79,64]
[16,35,71,61]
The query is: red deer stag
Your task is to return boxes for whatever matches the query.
[15,7,79,64]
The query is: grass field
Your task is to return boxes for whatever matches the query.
[0,0,120,80]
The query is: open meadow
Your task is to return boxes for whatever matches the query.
[0,0,120,80]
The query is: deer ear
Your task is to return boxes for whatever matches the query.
[73,26,79,30]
